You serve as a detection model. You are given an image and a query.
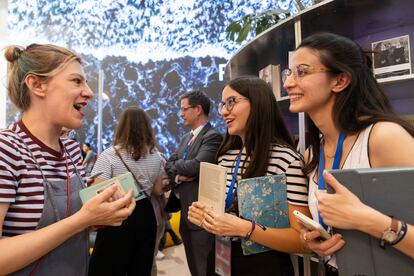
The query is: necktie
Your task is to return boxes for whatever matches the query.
[183,133,194,159]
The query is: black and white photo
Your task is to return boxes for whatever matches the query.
[372,35,411,80]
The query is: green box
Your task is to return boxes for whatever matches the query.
[79,172,145,204]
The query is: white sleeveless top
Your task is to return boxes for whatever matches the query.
[308,124,373,267]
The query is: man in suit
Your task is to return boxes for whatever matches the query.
[166,91,222,276]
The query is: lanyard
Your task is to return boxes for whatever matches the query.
[225,153,242,210]
[318,131,346,229]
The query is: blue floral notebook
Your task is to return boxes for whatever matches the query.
[237,174,289,255]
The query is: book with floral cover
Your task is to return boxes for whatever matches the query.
[237,174,289,255]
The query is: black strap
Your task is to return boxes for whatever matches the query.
[114,147,150,198]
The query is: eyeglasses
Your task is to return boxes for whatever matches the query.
[281,64,331,83]
[179,106,195,113]
[218,96,248,113]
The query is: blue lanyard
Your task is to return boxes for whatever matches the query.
[225,153,242,210]
[318,131,346,229]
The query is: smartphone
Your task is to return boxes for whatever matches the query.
[293,210,332,240]
[88,172,104,180]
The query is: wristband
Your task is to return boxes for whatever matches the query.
[245,221,256,240]
[391,220,408,246]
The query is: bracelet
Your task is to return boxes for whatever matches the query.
[391,221,408,246]
[245,220,256,240]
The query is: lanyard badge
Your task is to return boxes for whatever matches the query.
[317,132,346,230]
[225,153,242,210]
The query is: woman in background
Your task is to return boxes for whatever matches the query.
[89,106,162,276]
[82,142,96,176]
[189,76,310,275]
[0,44,134,275]
[283,32,414,273]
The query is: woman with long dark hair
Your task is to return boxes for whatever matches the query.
[188,76,310,275]
[283,32,414,273]
[89,106,162,276]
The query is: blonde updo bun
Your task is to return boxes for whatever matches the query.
[4,45,24,63]
[5,43,81,111]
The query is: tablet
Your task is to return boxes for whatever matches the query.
[328,167,414,276]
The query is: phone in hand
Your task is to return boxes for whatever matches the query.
[87,172,104,186]
[293,210,332,240]
[88,172,104,180]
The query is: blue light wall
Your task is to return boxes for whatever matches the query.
[7,0,311,156]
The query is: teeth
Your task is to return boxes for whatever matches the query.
[74,104,82,110]
[289,94,302,100]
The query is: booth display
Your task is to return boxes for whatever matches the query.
[225,0,414,150]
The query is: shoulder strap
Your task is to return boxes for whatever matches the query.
[114,147,150,198]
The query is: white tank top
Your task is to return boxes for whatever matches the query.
[307,124,373,267]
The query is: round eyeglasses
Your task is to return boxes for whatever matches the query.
[218,96,248,113]
[281,64,331,83]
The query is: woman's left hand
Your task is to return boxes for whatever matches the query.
[316,171,367,230]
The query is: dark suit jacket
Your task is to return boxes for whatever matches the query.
[166,122,222,230]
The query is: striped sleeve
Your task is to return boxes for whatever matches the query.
[268,145,308,206]
[285,158,308,206]
[0,133,19,203]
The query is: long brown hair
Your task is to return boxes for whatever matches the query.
[114,106,156,161]
[217,76,295,178]
[298,32,414,174]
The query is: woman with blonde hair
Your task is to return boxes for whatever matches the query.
[0,44,135,275]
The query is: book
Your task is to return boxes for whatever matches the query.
[79,172,143,204]
[237,174,289,255]
[198,162,227,215]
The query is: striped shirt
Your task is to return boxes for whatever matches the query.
[218,144,308,207]
[0,121,86,237]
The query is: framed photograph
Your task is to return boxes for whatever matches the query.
[372,35,411,80]
[259,64,285,100]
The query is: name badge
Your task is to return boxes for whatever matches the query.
[215,236,231,276]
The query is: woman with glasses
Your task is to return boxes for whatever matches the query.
[283,32,414,273]
[188,76,310,275]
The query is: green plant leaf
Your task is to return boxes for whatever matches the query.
[256,17,270,34]
[236,24,251,43]
[225,0,311,44]
[225,21,242,41]
[225,21,241,32]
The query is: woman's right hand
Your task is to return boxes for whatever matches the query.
[188,201,208,227]
[301,229,346,256]
[79,185,136,227]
